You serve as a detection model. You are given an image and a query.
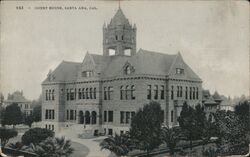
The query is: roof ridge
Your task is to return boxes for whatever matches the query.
[138,48,177,56]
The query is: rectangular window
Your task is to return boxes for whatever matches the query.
[176,68,184,74]
[74,110,76,120]
[104,87,107,100]
[66,110,69,120]
[131,111,135,120]
[171,110,174,122]
[66,89,69,100]
[125,86,130,100]
[120,86,124,100]
[154,85,158,99]
[196,87,199,99]
[52,110,55,119]
[193,87,196,100]
[126,112,130,124]
[185,87,188,99]
[52,90,55,100]
[108,129,113,136]
[108,111,113,122]
[171,86,174,100]
[104,111,107,122]
[70,110,74,120]
[190,87,192,99]
[120,111,125,124]
[52,125,54,131]
[147,85,151,100]
[45,110,48,119]
[45,90,48,100]
[180,86,182,97]
[160,85,164,99]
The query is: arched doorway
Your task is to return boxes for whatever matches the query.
[91,111,97,124]
[85,111,90,124]
[78,111,84,124]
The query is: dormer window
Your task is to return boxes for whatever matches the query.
[82,71,94,77]
[176,68,184,74]
[125,66,131,75]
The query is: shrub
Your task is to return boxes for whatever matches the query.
[22,127,54,146]
[0,127,18,147]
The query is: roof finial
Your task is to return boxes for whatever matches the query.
[118,0,121,9]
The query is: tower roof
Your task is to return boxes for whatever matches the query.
[110,8,130,26]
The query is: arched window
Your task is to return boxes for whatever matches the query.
[120,86,125,100]
[126,85,130,100]
[125,66,131,75]
[90,88,93,99]
[86,88,89,99]
[78,111,84,124]
[78,88,82,99]
[91,111,97,124]
[108,87,113,100]
[154,85,158,99]
[93,88,96,99]
[52,90,55,100]
[147,85,152,100]
[85,111,90,124]
[82,88,85,99]
[131,85,135,100]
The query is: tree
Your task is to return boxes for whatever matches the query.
[235,100,250,131]
[100,133,132,156]
[22,127,54,146]
[2,103,23,128]
[130,102,163,156]
[32,105,42,122]
[177,102,201,151]
[29,136,74,157]
[214,110,249,155]
[23,114,35,128]
[0,127,18,147]
[0,107,5,126]
[161,126,182,155]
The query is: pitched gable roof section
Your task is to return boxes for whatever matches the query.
[42,61,80,84]
[168,52,201,81]
[42,49,201,83]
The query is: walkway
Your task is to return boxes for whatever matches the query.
[57,130,110,157]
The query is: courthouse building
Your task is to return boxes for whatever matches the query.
[41,7,202,135]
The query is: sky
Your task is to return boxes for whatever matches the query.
[0,0,249,100]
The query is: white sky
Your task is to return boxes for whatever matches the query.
[0,0,249,100]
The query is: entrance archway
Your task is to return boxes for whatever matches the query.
[78,111,84,124]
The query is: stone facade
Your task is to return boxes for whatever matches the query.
[41,8,202,136]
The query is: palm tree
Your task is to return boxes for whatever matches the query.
[100,133,132,156]
[30,136,74,157]
[161,126,182,156]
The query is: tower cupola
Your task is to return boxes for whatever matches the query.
[103,7,136,56]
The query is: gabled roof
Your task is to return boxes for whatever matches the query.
[42,49,202,83]
[204,96,217,105]
[101,49,177,77]
[213,91,222,101]
[42,61,80,84]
